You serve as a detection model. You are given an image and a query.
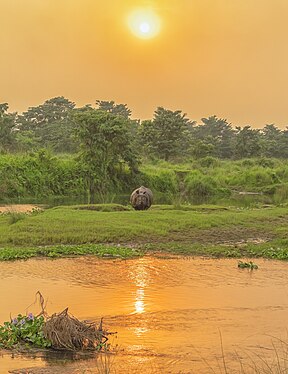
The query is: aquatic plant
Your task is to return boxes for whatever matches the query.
[238,260,258,269]
[0,292,113,352]
[0,313,51,349]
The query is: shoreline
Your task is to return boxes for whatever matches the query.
[0,204,287,261]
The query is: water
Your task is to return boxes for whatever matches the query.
[1,257,288,373]
[0,192,278,209]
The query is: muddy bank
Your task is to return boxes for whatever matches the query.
[0,204,42,213]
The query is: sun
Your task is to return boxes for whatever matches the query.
[127,9,161,39]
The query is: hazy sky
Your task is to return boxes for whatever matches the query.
[1,0,288,127]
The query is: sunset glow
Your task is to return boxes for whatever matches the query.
[1,1,288,126]
[127,8,161,39]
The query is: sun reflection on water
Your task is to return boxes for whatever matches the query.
[135,288,145,314]
[128,258,152,316]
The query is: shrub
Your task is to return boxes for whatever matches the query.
[198,156,220,168]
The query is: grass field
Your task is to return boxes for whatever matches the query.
[0,203,288,261]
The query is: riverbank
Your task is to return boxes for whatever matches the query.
[0,203,287,261]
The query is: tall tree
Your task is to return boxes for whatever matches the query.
[73,109,138,203]
[278,127,288,158]
[140,107,192,161]
[234,126,262,158]
[261,124,282,158]
[17,97,76,152]
[192,116,235,158]
[95,100,132,119]
[0,103,17,152]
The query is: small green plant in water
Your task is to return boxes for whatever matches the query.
[0,313,52,349]
[238,260,258,270]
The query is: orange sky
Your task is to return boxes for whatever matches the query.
[1,0,288,127]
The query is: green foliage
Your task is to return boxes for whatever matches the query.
[226,167,280,189]
[185,171,217,196]
[0,244,142,261]
[0,103,17,152]
[73,203,131,212]
[192,116,235,159]
[238,260,258,269]
[1,154,288,203]
[3,97,288,161]
[0,150,86,198]
[273,184,288,204]
[198,156,220,168]
[234,126,262,158]
[73,109,139,203]
[17,96,77,152]
[184,170,229,197]
[6,212,26,225]
[0,313,51,349]
[95,100,132,119]
[139,107,192,161]
[0,205,288,260]
[140,166,178,193]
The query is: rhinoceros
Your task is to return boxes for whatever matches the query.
[130,186,153,210]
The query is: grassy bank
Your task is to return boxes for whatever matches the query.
[0,204,288,260]
[1,154,288,204]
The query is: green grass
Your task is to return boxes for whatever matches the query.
[2,155,288,204]
[0,244,142,261]
[1,204,288,261]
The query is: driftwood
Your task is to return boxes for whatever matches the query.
[30,292,113,352]
[130,186,153,210]
[43,308,110,351]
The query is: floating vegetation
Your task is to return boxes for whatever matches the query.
[0,292,114,352]
[238,260,259,270]
[0,313,51,349]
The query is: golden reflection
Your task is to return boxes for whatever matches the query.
[134,327,149,337]
[134,288,145,314]
[128,258,151,315]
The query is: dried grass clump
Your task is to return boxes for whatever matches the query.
[43,308,110,351]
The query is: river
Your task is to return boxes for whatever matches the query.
[1,256,288,373]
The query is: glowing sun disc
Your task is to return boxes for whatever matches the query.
[127,9,161,39]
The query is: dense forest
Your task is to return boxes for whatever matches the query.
[1,97,288,203]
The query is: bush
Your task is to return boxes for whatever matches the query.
[185,171,217,197]
[139,167,178,194]
[198,156,220,168]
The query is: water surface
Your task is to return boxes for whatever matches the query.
[1,257,288,373]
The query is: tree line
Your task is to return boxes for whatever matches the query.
[1,96,288,202]
[1,96,288,161]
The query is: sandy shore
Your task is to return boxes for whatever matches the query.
[0,204,42,213]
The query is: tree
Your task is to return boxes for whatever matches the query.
[139,107,192,161]
[278,127,288,158]
[261,124,282,158]
[234,126,262,158]
[0,103,17,152]
[95,100,132,119]
[17,97,76,152]
[73,109,138,203]
[192,116,235,159]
